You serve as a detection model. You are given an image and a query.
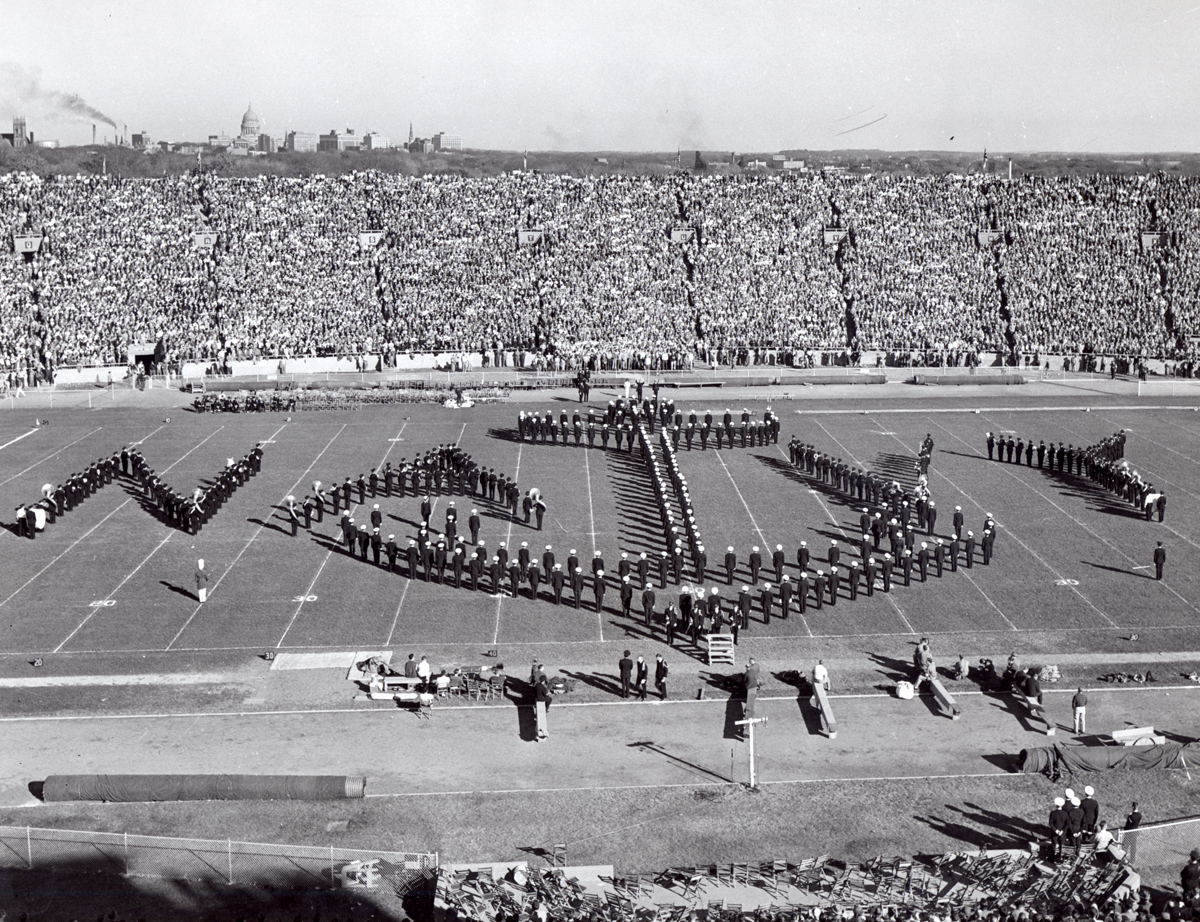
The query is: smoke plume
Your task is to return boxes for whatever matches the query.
[0,63,118,129]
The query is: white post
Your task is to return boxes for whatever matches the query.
[124,831,129,875]
[26,825,32,869]
[748,720,757,787]
[734,715,768,788]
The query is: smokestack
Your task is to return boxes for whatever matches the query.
[93,123,96,145]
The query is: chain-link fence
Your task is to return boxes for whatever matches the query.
[1118,816,1200,870]
[0,825,437,894]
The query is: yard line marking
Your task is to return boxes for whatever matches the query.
[166,422,344,651]
[0,426,102,487]
[713,450,769,549]
[921,418,1119,628]
[813,419,865,469]
[959,571,1020,632]
[492,441,524,645]
[383,578,413,648]
[53,532,176,652]
[1056,417,1200,504]
[0,426,223,615]
[0,502,133,611]
[582,445,602,643]
[379,421,466,645]
[975,413,1200,618]
[276,553,333,648]
[130,424,165,447]
[769,445,859,637]
[49,426,228,650]
[273,421,422,650]
[1096,412,1200,472]
[792,404,1200,416]
[0,429,37,451]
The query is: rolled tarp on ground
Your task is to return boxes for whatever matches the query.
[43,774,366,803]
[1018,742,1200,777]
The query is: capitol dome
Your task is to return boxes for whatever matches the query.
[240,104,261,139]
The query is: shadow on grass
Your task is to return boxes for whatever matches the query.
[562,670,623,698]
[246,515,292,536]
[979,752,1019,772]
[627,740,734,784]
[867,651,913,684]
[159,580,197,601]
[1083,560,1153,579]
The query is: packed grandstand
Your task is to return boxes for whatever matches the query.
[2,168,1198,384]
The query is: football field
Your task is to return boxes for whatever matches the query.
[3,390,1200,662]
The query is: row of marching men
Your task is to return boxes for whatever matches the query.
[11,443,261,539]
[307,446,521,516]
[13,450,125,539]
[788,436,931,515]
[516,401,781,451]
[137,444,263,534]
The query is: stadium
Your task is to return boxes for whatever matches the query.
[5,4,1200,921]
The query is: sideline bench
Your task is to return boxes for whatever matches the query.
[812,683,838,738]
[929,676,962,720]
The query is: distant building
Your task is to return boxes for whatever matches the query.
[2,116,31,149]
[32,139,59,149]
[362,132,389,150]
[319,128,361,152]
[257,133,277,154]
[131,132,152,149]
[209,105,265,153]
[407,137,434,154]
[286,131,318,153]
[433,132,462,152]
[240,105,261,141]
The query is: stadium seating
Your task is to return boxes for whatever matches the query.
[3,169,1198,385]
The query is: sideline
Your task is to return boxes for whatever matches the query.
[3,680,1193,718]
[793,404,1200,416]
[361,771,1024,800]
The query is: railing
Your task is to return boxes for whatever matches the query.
[0,824,436,893]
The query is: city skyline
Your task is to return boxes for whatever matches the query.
[1,0,1199,153]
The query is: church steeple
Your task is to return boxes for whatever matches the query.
[408,122,413,144]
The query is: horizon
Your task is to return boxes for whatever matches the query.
[1,0,1198,154]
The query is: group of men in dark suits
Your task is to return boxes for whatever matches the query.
[515,400,781,454]
[12,442,264,539]
[987,428,1164,520]
[143,444,263,535]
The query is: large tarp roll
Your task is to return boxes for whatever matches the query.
[1018,742,1200,777]
[43,774,366,803]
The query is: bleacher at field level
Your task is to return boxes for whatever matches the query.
[4,169,1199,386]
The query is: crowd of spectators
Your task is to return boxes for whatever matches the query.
[4,168,1200,383]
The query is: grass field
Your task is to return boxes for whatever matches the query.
[3,395,1200,660]
[5,385,1200,919]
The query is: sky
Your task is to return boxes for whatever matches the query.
[2,0,1199,153]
